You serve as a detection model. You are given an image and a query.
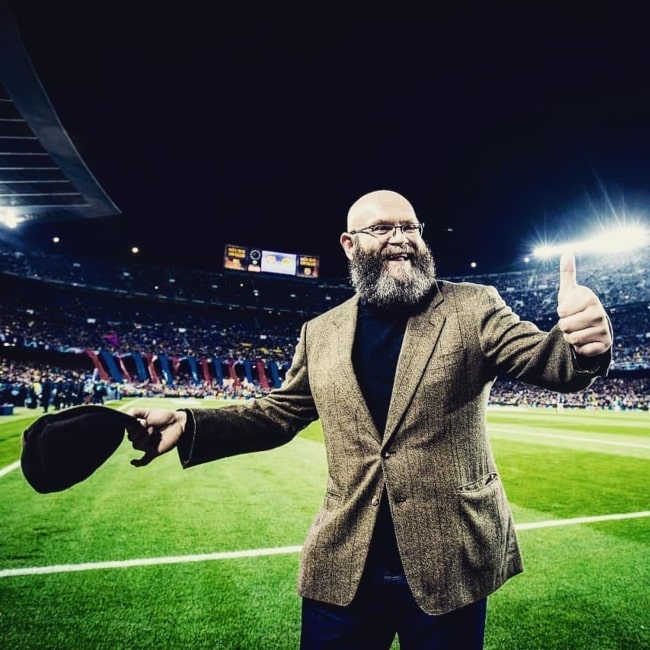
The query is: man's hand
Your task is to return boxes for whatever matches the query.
[557,251,612,357]
[127,408,188,467]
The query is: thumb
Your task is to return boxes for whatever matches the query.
[559,251,577,293]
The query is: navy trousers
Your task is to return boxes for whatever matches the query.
[300,571,487,649]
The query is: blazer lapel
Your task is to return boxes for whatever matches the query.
[330,296,383,443]
[384,285,445,442]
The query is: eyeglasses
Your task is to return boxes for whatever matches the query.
[348,223,425,239]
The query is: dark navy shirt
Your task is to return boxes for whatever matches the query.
[352,300,412,576]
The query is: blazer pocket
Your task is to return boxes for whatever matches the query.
[455,472,509,577]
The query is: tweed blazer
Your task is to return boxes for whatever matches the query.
[178,279,610,615]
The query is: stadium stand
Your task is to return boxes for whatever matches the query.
[0,240,648,409]
[0,0,646,411]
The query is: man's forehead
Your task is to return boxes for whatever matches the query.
[347,190,416,228]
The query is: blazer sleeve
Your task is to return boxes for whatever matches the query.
[177,323,319,468]
[476,283,611,391]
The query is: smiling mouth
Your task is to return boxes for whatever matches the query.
[384,248,412,262]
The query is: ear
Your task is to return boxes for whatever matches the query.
[340,232,355,260]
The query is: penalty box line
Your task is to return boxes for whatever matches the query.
[1,510,649,579]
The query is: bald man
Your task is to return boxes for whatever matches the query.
[129,190,612,649]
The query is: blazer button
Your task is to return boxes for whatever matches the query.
[371,496,380,507]
[382,451,391,459]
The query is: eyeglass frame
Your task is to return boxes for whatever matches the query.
[348,222,425,239]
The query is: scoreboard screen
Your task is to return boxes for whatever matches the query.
[261,250,297,276]
[297,254,319,278]
[223,244,319,279]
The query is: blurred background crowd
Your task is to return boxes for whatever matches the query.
[1,241,647,411]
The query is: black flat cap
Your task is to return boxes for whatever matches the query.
[21,405,145,493]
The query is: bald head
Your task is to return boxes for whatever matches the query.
[346,190,416,232]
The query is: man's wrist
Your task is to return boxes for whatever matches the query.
[175,409,195,466]
[175,409,188,432]
[571,346,611,375]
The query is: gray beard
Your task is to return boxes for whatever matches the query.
[348,245,437,308]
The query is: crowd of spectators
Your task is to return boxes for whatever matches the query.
[489,377,647,410]
[0,240,648,410]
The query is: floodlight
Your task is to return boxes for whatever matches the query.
[532,243,567,259]
[583,225,650,252]
[0,207,19,228]
[533,223,650,258]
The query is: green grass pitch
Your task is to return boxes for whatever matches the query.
[0,399,648,649]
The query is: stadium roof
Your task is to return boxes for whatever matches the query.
[0,0,119,226]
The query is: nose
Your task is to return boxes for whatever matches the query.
[388,225,409,242]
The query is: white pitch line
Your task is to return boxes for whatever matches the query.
[515,510,650,530]
[0,545,304,578]
[1,511,649,579]
[0,460,20,478]
[494,429,650,449]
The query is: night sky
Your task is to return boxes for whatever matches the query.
[8,2,650,280]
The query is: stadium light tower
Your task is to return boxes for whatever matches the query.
[583,224,650,252]
[0,207,19,228]
[532,223,650,259]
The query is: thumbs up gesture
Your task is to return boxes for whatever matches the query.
[557,252,612,357]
